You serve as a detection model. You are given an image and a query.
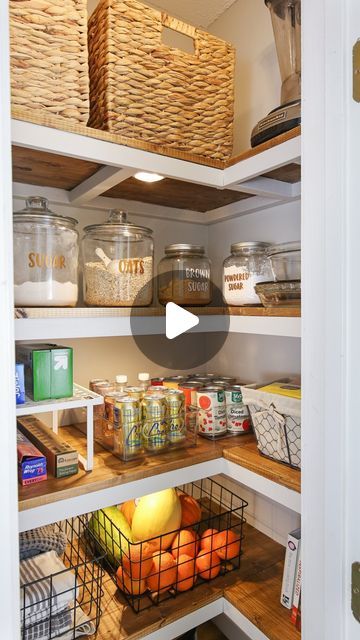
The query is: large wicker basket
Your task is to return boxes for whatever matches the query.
[88,0,235,160]
[9,0,89,124]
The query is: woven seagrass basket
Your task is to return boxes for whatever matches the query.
[88,0,235,160]
[9,0,89,124]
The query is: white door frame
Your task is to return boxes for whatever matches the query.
[345,0,360,638]
[0,2,20,638]
[302,0,355,638]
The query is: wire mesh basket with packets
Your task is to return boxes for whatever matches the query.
[241,379,301,469]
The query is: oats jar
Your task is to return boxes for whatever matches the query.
[158,244,211,306]
[82,210,154,307]
[13,197,79,307]
[223,242,272,306]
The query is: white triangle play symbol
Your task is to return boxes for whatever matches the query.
[165,302,199,340]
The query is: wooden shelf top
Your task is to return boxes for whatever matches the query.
[18,427,300,513]
[224,440,301,494]
[12,108,300,173]
[15,306,301,320]
[17,427,249,512]
[93,524,299,640]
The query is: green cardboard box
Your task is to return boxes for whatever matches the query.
[16,343,73,401]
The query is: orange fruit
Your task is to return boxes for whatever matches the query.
[214,530,241,561]
[122,542,154,580]
[171,529,197,561]
[196,549,221,580]
[116,565,146,596]
[119,500,136,526]
[146,551,177,593]
[200,528,220,552]
[175,554,197,592]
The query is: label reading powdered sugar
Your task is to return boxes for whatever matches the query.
[223,267,269,305]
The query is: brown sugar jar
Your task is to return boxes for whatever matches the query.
[158,244,212,306]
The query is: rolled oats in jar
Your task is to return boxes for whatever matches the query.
[223,242,272,306]
[82,209,153,307]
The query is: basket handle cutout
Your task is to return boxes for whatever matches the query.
[161,14,198,56]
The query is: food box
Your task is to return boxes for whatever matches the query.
[17,416,78,478]
[241,379,301,469]
[17,429,47,486]
[16,343,73,401]
[15,362,25,404]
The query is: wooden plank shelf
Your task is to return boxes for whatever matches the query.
[18,427,252,513]
[18,427,300,531]
[223,440,301,494]
[14,306,301,319]
[89,524,298,640]
[12,108,300,174]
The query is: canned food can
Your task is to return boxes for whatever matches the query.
[218,376,237,385]
[151,377,165,386]
[188,376,211,385]
[124,386,145,400]
[146,385,166,395]
[211,380,231,388]
[225,386,251,434]
[163,376,186,389]
[142,395,168,451]
[165,390,186,443]
[197,386,227,436]
[92,382,115,418]
[179,383,199,432]
[89,378,108,391]
[115,397,142,455]
[104,392,117,423]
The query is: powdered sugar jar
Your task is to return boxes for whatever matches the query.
[223,242,272,306]
[13,196,79,307]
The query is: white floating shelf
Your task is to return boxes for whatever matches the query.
[14,308,301,340]
[16,383,103,471]
[16,382,103,417]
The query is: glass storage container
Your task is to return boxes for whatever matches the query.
[266,241,301,281]
[82,210,154,307]
[13,196,79,307]
[158,244,211,306]
[222,242,272,306]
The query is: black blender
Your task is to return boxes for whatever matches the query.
[251,0,301,147]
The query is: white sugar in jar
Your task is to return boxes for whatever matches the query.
[223,242,272,306]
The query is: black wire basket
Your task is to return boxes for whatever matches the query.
[20,516,104,640]
[87,478,248,613]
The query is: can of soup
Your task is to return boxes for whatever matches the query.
[151,377,165,386]
[225,385,251,434]
[142,394,168,451]
[196,386,227,437]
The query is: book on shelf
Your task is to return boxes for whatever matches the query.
[280,527,301,609]
[290,548,302,625]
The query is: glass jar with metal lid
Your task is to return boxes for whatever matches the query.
[223,241,272,306]
[82,209,154,307]
[158,244,211,306]
[13,196,79,307]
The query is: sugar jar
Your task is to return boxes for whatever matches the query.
[13,196,79,307]
[223,242,272,306]
[158,244,211,306]
[82,210,154,307]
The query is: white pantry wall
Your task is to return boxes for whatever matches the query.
[209,0,281,154]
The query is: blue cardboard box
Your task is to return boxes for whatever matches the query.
[15,363,25,404]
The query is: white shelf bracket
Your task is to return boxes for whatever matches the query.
[69,165,135,206]
[227,176,297,199]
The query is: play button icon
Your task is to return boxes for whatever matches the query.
[130,270,230,370]
[166,302,199,339]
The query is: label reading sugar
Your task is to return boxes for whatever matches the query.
[223,267,269,305]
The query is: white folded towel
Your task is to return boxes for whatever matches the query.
[20,551,78,627]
